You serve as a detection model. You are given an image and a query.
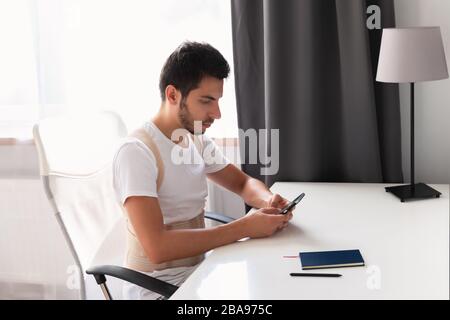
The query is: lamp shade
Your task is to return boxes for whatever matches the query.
[376,27,449,83]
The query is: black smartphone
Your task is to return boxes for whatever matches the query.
[279,193,305,215]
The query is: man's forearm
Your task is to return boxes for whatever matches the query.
[240,177,273,209]
[148,178,274,264]
[151,218,249,264]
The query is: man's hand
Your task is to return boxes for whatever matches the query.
[268,193,289,209]
[241,207,290,239]
[267,193,295,230]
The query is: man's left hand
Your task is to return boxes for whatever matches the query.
[267,193,294,229]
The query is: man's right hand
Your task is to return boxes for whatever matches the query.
[241,207,291,239]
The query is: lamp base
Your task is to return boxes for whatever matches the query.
[385,183,441,202]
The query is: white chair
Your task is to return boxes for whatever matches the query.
[33,111,234,299]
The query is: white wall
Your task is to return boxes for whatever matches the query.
[395,0,450,184]
[0,145,39,178]
[0,178,78,299]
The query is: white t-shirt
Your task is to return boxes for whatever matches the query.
[113,120,230,221]
[112,120,230,299]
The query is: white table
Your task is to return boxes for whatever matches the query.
[171,182,449,300]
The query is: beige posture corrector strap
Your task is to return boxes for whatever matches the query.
[123,128,205,272]
[129,128,165,190]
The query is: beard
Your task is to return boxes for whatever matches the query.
[178,98,213,135]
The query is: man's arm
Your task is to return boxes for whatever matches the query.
[125,196,285,264]
[207,164,274,209]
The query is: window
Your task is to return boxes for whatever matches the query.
[0,0,39,139]
[0,0,238,138]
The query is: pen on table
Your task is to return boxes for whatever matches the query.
[290,273,342,277]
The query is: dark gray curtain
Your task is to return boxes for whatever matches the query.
[231,0,403,190]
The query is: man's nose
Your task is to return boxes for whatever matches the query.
[210,104,221,120]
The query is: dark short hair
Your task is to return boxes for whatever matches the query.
[159,41,230,101]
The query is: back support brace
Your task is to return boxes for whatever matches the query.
[123,128,205,272]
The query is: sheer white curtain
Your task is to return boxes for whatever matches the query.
[0,0,238,138]
[0,0,39,139]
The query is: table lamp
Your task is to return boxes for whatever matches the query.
[376,27,449,202]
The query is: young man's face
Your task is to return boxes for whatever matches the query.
[178,76,223,134]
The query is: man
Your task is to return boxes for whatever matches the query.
[113,42,294,299]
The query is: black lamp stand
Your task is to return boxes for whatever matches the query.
[385,83,442,202]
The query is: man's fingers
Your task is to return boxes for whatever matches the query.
[278,197,289,209]
[284,213,292,222]
[284,206,296,216]
[269,193,282,207]
[262,207,282,215]
[278,221,289,231]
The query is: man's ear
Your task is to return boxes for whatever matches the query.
[165,85,180,105]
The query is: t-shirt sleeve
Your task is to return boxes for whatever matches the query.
[201,135,231,174]
[113,139,158,205]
